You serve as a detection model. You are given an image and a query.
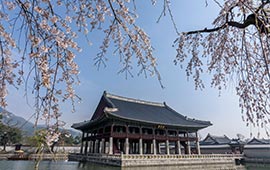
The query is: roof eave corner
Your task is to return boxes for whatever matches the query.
[71,124,81,130]
[207,121,213,126]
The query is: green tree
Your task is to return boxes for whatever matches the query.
[73,136,81,145]
[0,123,22,151]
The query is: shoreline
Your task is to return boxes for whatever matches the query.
[0,153,68,160]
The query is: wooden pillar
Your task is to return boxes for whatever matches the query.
[166,139,170,155]
[125,137,129,155]
[153,139,157,155]
[109,137,113,155]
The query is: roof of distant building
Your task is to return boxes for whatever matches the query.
[247,137,270,145]
[200,134,231,145]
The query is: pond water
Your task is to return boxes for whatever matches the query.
[0,160,119,170]
[0,160,268,170]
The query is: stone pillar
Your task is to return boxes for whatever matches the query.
[187,141,191,155]
[95,139,99,153]
[89,140,92,153]
[84,140,88,155]
[139,138,143,155]
[99,138,105,154]
[88,141,91,154]
[177,140,181,155]
[153,139,157,155]
[92,140,95,153]
[147,142,151,154]
[125,138,129,155]
[166,140,170,155]
[80,132,85,154]
[136,142,139,154]
[158,142,161,154]
[196,141,201,155]
[109,137,113,155]
[196,132,201,155]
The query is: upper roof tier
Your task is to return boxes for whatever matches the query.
[72,91,212,130]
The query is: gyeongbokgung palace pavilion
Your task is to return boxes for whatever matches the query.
[72,91,212,156]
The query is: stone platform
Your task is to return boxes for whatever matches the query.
[68,153,244,167]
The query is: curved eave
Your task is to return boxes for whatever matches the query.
[71,114,107,131]
[164,104,212,126]
[106,111,212,130]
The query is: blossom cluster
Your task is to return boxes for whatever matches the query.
[175,0,270,136]
[0,0,162,147]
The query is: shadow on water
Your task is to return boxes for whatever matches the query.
[76,162,120,170]
[245,163,270,170]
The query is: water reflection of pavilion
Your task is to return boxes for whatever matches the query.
[72,91,212,156]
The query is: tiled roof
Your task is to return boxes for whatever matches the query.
[247,137,270,145]
[72,91,212,130]
[200,134,231,145]
[103,92,212,128]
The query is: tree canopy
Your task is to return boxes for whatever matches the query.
[176,0,270,136]
[0,0,270,145]
[0,123,22,146]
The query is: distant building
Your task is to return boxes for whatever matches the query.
[72,91,212,155]
[244,137,270,158]
[200,134,245,154]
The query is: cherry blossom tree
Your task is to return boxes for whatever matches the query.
[175,0,270,136]
[1,0,270,147]
[0,0,161,146]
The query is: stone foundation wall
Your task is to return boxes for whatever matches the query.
[69,153,243,167]
[121,154,236,167]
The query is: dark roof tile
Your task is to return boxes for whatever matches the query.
[104,92,212,128]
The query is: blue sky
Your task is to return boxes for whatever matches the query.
[5,0,266,139]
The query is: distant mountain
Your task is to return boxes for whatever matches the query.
[0,107,81,137]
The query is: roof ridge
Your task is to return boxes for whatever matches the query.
[105,92,165,107]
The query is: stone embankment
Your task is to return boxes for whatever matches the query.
[0,146,80,160]
[0,153,68,160]
[68,153,244,168]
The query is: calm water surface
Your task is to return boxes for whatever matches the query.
[0,161,268,170]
